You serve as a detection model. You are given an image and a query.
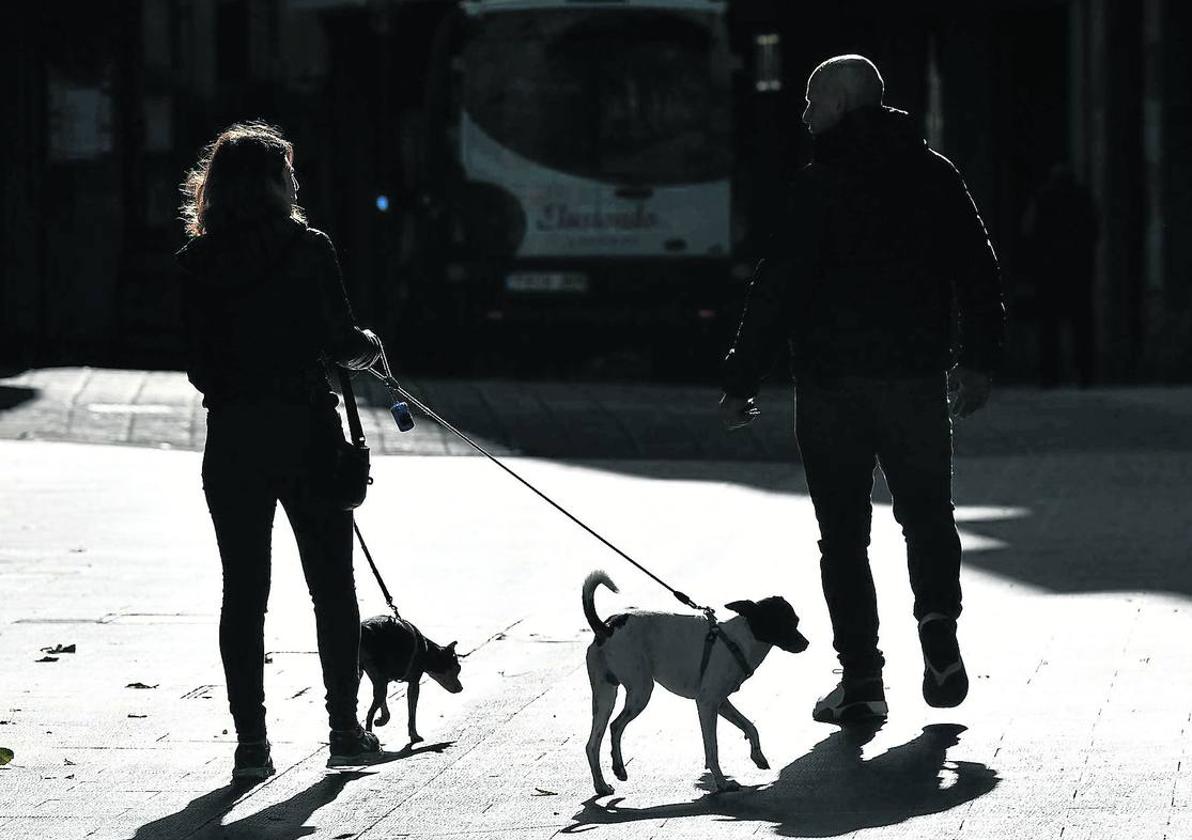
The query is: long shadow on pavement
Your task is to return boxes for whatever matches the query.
[564,722,998,837]
[0,384,36,412]
[130,770,370,840]
[568,453,1192,599]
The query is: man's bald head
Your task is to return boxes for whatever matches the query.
[803,54,885,135]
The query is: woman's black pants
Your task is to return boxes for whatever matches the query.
[202,402,360,739]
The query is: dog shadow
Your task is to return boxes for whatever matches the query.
[565,722,999,837]
[389,740,455,760]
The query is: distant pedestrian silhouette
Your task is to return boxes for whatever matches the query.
[176,121,385,781]
[1022,163,1099,387]
[719,55,1005,724]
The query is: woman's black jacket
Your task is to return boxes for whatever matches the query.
[176,216,375,408]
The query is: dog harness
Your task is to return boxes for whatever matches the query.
[395,618,426,682]
[699,615,754,683]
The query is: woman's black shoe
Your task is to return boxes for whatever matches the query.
[232,739,275,782]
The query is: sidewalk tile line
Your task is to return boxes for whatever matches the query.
[356,641,586,840]
[64,367,94,439]
[126,372,151,444]
[137,617,533,840]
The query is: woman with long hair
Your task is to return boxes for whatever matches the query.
[177,121,384,780]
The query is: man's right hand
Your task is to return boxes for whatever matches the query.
[948,367,992,418]
[720,393,761,430]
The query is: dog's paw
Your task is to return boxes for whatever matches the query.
[375,713,390,728]
[715,779,741,793]
[751,751,770,770]
[594,782,615,796]
[409,733,423,745]
[613,763,627,782]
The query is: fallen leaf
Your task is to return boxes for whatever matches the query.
[35,656,59,663]
[0,748,13,765]
[532,787,558,797]
[41,644,76,655]
[127,714,147,719]
[65,773,75,779]
[126,683,158,690]
[64,758,76,766]
[264,654,273,664]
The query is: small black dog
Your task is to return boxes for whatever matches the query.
[359,614,463,743]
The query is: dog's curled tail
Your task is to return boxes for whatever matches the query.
[583,570,618,641]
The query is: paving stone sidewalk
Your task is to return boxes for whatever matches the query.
[4,367,1192,840]
[2,439,1191,840]
[4,366,1192,460]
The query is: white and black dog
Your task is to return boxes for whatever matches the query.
[582,570,809,794]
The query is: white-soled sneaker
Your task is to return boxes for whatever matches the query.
[232,739,275,782]
[812,673,888,723]
[327,725,384,768]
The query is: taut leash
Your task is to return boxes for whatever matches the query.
[360,357,714,619]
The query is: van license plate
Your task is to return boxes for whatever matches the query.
[505,272,589,294]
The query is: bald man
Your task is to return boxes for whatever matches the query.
[720,55,1004,723]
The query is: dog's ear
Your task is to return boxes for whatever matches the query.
[725,600,756,617]
[447,641,458,654]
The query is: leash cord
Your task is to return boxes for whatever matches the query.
[361,363,709,615]
[353,518,400,618]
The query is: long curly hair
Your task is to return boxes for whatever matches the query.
[179,120,306,238]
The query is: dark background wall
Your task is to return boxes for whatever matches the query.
[3,0,1188,384]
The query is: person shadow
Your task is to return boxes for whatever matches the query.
[128,742,451,840]
[565,722,999,837]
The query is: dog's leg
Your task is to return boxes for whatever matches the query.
[698,698,738,792]
[585,649,617,796]
[610,680,652,782]
[406,678,423,744]
[719,699,768,770]
[365,672,389,732]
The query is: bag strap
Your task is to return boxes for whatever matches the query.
[337,367,366,447]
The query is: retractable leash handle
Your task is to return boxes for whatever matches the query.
[369,350,415,432]
[361,354,717,620]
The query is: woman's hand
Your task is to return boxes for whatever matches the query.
[719,393,761,430]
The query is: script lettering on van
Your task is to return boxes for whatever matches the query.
[536,203,660,233]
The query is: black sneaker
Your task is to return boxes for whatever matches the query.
[812,672,888,723]
[919,614,968,708]
[232,739,275,782]
[327,725,383,768]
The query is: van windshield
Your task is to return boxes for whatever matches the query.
[462,8,733,185]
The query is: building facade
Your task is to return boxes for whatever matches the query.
[2,0,1189,382]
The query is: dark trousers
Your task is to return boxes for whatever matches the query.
[202,403,360,739]
[795,375,962,676]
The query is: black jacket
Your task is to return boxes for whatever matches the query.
[176,216,374,408]
[722,107,1004,397]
